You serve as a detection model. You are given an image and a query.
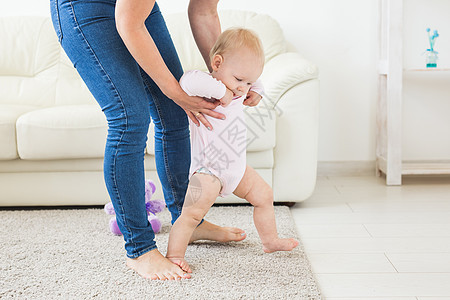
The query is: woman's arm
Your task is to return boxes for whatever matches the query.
[115,0,224,127]
[188,0,221,72]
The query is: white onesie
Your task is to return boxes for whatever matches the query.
[180,70,264,196]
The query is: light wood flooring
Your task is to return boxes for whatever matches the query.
[290,175,450,300]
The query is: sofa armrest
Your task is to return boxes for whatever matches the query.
[261,52,318,108]
[271,78,320,202]
[260,52,319,202]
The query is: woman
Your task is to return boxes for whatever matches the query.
[50,0,260,280]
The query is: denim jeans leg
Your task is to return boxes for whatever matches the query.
[139,4,192,225]
[51,0,156,258]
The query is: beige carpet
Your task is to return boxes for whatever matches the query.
[0,206,321,299]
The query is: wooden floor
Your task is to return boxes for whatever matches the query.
[290,175,450,300]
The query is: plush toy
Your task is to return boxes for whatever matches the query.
[104,179,166,235]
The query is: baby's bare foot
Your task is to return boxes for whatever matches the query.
[126,249,190,280]
[189,220,246,243]
[263,238,299,253]
[167,257,192,274]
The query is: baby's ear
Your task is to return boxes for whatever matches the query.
[211,54,223,71]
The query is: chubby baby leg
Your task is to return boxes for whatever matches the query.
[166,172,222,271]
[233,165,299,253]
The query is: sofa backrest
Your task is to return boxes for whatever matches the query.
[0,16,96,107]
[1,17,57,107]
[0,10,287,107]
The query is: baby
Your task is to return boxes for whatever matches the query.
[166,28,299,273]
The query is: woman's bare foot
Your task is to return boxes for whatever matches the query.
[189,220,246,243]
[126,249,190,280]
[262,238,299,253]
[167,257,192,274]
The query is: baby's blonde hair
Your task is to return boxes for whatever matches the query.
[209,28,265,66]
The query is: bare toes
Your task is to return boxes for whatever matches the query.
[165,274,174,280]
[291,239,299,248]
[226,227,246,241]
[262,238,299,253]
[230,227,245,234]
[158,274,167,280]
[181,262,190,272]
[174,268,190,279]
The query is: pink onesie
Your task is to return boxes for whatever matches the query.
[180,70,264,197]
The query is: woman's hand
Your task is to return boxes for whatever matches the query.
[172,91,225,130]
[243,91,262,107]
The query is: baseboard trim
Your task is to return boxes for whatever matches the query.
[318,161,376,176]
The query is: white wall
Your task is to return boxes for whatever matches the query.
[2,0,449,163]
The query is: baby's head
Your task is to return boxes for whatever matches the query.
[209,28,264,98]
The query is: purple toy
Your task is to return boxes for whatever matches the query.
[104,179,166,235]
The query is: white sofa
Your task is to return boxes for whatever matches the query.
[0,10,319,206]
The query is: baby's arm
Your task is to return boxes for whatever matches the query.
[250,78,264,95]
[244,78,264,106]
[180,70,232,106]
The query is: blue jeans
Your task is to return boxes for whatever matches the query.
[50,0,191,258]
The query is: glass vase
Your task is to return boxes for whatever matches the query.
[425,50,438,68]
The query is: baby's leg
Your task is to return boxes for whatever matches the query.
[233,165,299,253]
[166,172,221,271]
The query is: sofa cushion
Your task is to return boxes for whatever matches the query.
[0,149,273,173]
[14,102,275,161]
[16,105,108,160]
[0,104,38,160]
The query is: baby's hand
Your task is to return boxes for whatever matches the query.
[167,257,192,274]
[243,90,262,107]
[220,88,234,107]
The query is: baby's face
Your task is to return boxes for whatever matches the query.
[211,48,263,98]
